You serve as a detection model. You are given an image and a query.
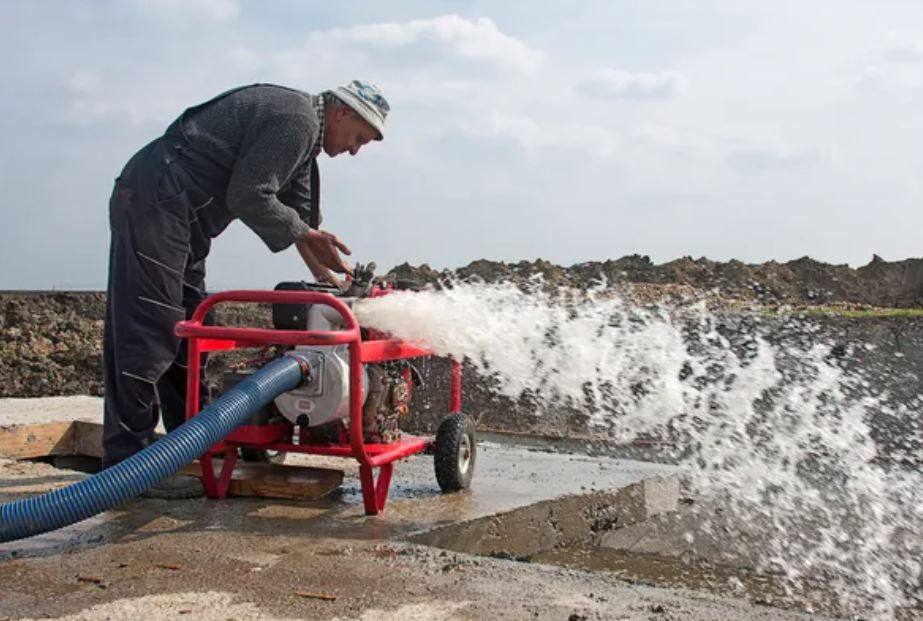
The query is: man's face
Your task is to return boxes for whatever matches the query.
[323,107,379,157]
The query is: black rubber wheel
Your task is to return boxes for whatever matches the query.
[434,413,476,492]
[239,448,284,463]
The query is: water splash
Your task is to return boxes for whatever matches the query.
[355,280,923,617]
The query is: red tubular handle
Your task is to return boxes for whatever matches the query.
[175,289,361,344]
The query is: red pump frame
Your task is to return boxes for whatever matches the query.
[175,289,462,515]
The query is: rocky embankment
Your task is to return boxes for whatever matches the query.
[2,255,922,452]
[392,254,923,308]
[1,293,106,398]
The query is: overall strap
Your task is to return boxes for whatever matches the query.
[309,158,320,229]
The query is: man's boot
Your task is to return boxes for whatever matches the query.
[141,474,205,499]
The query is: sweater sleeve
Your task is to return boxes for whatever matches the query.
[225,112,318,252]
[278,161,320,227]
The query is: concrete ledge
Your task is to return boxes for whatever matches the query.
[410,474,679,558]
[0,398,683,568]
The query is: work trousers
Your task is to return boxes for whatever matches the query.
[101,137,214,468]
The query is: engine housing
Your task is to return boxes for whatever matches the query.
[273,346,368,428]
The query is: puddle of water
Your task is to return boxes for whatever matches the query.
[530,547,845,617]
[355,281,923,619]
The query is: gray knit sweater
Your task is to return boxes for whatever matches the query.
[168,84,325,253]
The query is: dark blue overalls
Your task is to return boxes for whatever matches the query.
[102,87,320,467]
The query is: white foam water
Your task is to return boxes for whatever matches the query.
[354,281,923,618]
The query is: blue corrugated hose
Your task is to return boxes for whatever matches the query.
[0,356,305,543]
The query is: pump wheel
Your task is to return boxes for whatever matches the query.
[434,414,476,492]
[240,448,284,464]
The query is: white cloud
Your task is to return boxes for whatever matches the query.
[855,34,923,89]
[67,71,101,95]
[725,146,825,172]
[128,0,240,21]
[577,69,687,101]
[630,125,703,156]
[463,111,619,158]
[318,15,542,74]
[226,47,261,73]
[381,78,477,107]
[880,34,923,63]
[53,14,539,129]
[64,71,113,126]
[856,61,923,89]
[60,72,220,128]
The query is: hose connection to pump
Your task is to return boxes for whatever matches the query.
[0,355,310,543]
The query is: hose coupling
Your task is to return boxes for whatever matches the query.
[284,352,314,385]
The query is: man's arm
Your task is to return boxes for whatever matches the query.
[225,112,317,253]
[278,162,322,228]
[227,111,351,286]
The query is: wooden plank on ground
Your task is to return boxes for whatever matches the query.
[72,421,104,458]
[180,461,344,500]
[0,422,75,459]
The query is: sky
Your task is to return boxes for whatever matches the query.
[1,0,923,289]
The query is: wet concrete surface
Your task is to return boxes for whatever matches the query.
[0,398,836,620]
[1,443,678,559]
[531,546,849,619]
[0,529,828,621]
[564,498,923,620]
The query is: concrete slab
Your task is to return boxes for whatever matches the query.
[0,397,163,439]
[1,397,680,540]
[0,454,828,621]
[0,397,103,427]
[0,442,679,552]
[0,397,839,620]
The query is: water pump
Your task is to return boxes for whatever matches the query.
[186,264,474,515]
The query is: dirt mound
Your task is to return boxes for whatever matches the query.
[0,293,106,398]
[389,254,923,308]
[2,254,922,398]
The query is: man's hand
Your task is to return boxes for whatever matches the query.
[295,229,353,289]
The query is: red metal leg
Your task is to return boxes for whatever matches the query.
[359,465,376,514]
[200,453,216,497]
[359,463,394,515]
[185,337,201,422]
[375,463,394,512]
[200,448,238,499]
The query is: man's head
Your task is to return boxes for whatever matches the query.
[323,80,390,157]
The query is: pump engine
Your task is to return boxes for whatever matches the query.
[222,264,420,446]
